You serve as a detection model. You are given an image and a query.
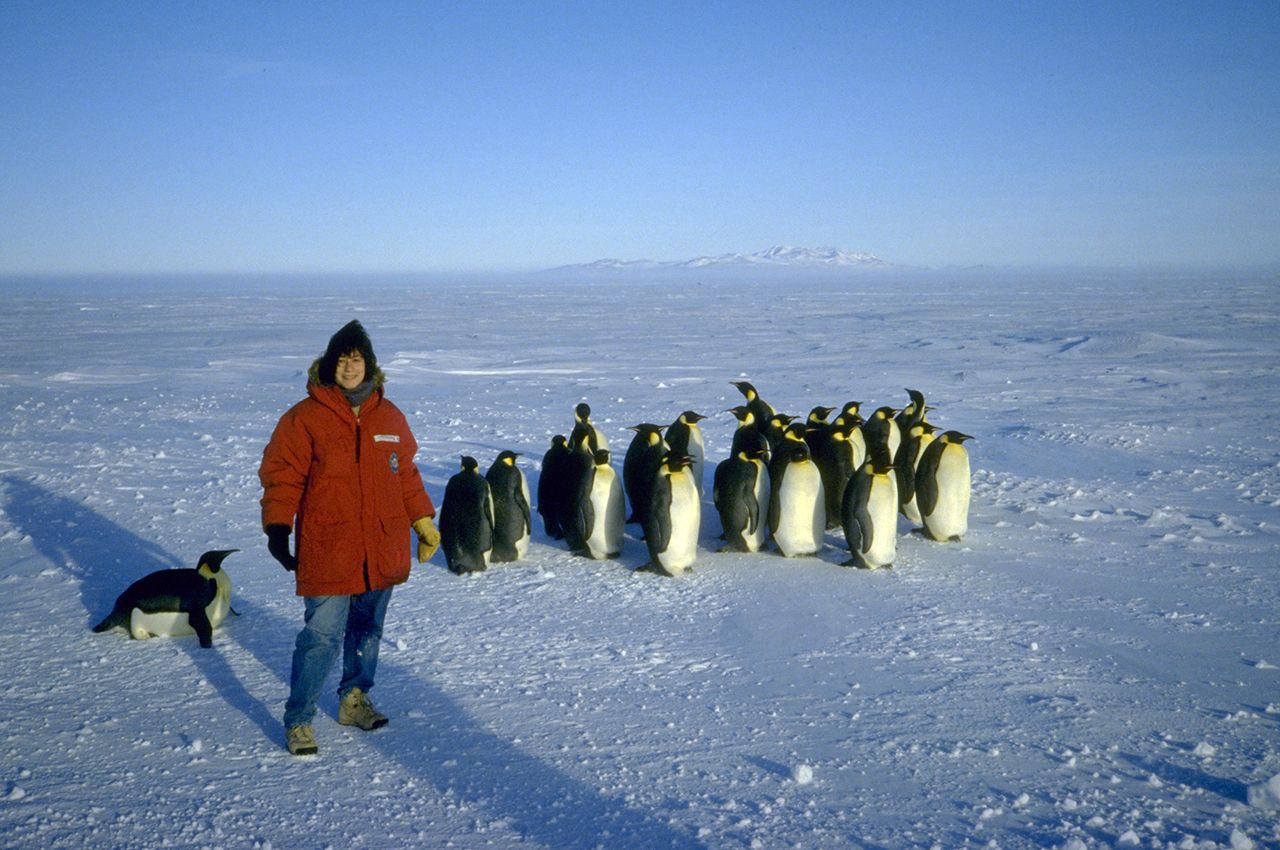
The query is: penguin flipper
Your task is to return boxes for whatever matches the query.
[915,446,941,517]
[647,478,673,561]
[187,606,214,648]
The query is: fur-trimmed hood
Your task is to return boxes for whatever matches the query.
[307,358,386,389]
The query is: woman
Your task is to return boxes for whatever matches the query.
[259,320,439,756]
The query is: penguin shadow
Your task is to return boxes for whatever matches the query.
[4,477,704,847]
[0,474,284,741]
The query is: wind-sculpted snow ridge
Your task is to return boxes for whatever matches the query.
[0,271,1277,849]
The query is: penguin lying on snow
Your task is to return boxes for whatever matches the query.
[92,549,238,648]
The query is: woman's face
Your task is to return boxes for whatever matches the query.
[335,350,366,390]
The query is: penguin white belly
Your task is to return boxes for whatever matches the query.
[656,473,700,573]
[926,449,971,541]
[862,479,898,568]
[743,461,770,552]
[774,463,825,557]
[129,574,230,640]
[689,428,706,496]
[586,467,625,559]
[850,431,867,471]
[515,474,532,559]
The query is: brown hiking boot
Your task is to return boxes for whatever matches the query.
[286,724,318,756]
[338,687,388,731]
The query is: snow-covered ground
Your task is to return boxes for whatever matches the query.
[1,270,1277,850]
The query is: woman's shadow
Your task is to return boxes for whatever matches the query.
[2,473,706,850]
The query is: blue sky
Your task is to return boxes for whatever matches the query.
[2,1,1277,273]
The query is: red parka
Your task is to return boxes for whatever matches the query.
[259,367,435,596]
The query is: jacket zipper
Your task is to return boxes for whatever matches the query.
[355,417,371,592]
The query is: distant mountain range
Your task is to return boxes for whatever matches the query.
[556,246,891,272]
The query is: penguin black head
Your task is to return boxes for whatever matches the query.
[574,402,592,421]
[677,411,706,424]
[628,423,665,439]
[940,431,975,444]
[550,434,568,449]
[731,381,759,400]
[496,450,521,465]
[807,406,835,424]
[872,406,896,421]
[593,449,611,465]
[727,406,754,425]
[783,423,808,442]
[318,320,378,386]
[196,549,239,574]
[460,455,480,472]
[905,388,925,408]
[660,451,695,472]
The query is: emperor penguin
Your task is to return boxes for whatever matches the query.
[642,452,701,576]
[915,431,974,542]
[665,411,707,496]
[841,460,898,569]
[862,406,901,469]
[801,406,836,456]
[537,435,573,539]
[93,549,239,648]
[439,456,495,574]
[762,413,797,457]
[562,430,599,552]
[895,388,928,433]
[713,446,770,553]
[812,417,861,530]
[577,448,625,559]
[570,402,609,454]
[728,406,770,462]
[833,401,867,471]
[485,450,531,562]
[731,381,776,440]
[622,423,668,529]
[895,422,935,525]
[768,439,826,558]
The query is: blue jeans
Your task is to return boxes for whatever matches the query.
[283,587,393,729]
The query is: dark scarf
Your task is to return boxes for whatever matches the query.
[342,379,377,408]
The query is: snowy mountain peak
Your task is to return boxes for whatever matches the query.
[683,246,888,268]
[557,246,889,273]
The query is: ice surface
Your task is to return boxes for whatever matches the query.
[0,270,1277,849]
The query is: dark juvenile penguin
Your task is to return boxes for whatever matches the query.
[439,456,495,574]
[537,435,573,539]
[728,406,770,462]
[841,459,898,569]
[665,411,707,496]
[622,423,667,529]
[767,438,826,558]
[642,452,700,576]
[713,446,770,553]
[92,549,239,648]
[562,430,599,552]
[485,451,531,562]
[570,402,609,454]
[916,431,974,542]
[578,448,625,559]
[731,381,775,440]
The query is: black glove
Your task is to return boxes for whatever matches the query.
[266,524,297,572]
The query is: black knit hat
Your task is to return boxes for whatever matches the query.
[318,320,377,386]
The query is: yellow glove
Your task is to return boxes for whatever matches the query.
[413,515,440,563]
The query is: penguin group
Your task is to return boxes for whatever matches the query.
[440,388,972,578]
